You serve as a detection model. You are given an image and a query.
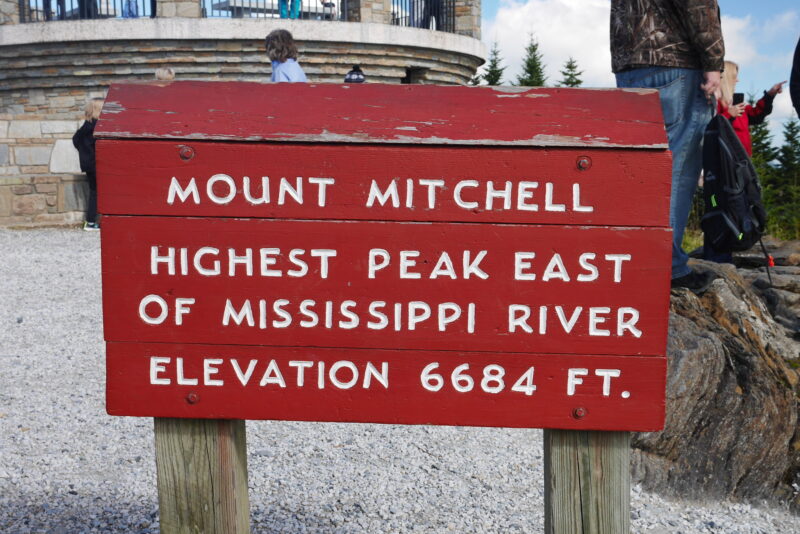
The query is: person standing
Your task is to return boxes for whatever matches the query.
[610,0,724,293]
[265,29,307,83]
[791,36,800,117]
[279,0,301,19]
[73,99,104,231]
[717,61,784,156]
[703,62,783,264]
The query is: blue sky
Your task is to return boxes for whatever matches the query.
[480,0,799,143]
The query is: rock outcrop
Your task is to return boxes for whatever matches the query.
[631,240,800,508]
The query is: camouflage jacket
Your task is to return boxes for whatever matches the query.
[610,0,725,73]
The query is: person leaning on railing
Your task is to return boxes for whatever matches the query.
[265,29,307,83]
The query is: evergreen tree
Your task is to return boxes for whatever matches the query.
[777,118,800,178]
[516,34,547,87]
[772,118,800,238]
[749,97,778,182]
[557,57,583,87]
[481,42,506,86]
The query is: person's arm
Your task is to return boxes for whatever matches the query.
[72,122,87,149]
[675,0,725,72]
[791,36,800,117]
[747,93,775,125]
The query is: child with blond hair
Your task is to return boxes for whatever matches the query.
[72,98,103,231]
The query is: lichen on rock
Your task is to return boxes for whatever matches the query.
[632,248,800,508]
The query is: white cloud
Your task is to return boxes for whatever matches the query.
[718,12,797,139]
[481,0,613,87]
[720,15,758,67]
[770,92,798,143]
[481,2,798,140]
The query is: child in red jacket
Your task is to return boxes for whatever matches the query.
[718,61,785,156]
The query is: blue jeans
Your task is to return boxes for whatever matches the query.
[616,67,713,279]
[279,0,300,18]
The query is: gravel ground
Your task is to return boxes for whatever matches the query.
[0,227,797,534]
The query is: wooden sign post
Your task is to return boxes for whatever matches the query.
[96,82,671,533]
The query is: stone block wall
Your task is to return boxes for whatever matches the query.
[157,0,200,18]
[454,0,480,38]
[346,0,392,24]
[0,0,18,24]
[0,112,102,225]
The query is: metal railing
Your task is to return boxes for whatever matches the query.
[20,0,154,21]
[19,0,458,32]
[391,0,453,32]
[201,0,346,20]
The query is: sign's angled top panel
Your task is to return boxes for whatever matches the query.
[94,81,669,149]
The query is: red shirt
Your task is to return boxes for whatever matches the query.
[717,94,774,156]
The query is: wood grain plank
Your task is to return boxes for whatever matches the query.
[154,418,250,534]
[95,82,669,149]
[544,429,630,533]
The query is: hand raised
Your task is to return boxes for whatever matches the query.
[767,81,787,96]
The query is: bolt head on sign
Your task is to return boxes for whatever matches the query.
[96,81,670,431]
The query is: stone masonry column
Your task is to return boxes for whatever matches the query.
[158,0,201,18]
[346,0,392,24]
[454,0,479,39]
[0,0,19,24]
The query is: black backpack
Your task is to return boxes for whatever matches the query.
[701,114,767,253]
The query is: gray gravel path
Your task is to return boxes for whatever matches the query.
[0,228,796,533]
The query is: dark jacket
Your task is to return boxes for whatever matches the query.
[72,119,97,174]
[791,36,800,117]
[610,0,725,73]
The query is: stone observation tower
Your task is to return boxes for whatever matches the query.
[0,0,484,225]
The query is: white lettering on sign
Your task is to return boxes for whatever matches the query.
[221,298,476,333]
[167,177,200,205]
[368,249,489,280]
[507,305,641,337]
[164,175,595,214]
[167,176,335,207]
[595,369,622,396]
[148,357,390,389]
[139,295,195,325]
[207,174,236,204]
[150,356,171,385]
[364,179,594,213]
[566,368,625,397]
[513,252,630,282]
[146,356,634,402]
[566,368,588,395]
[151,246,337,278]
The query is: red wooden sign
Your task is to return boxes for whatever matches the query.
[96,141,671,226]
[107,343,666,430]
[96,81,671,431]
[102,216,670,354]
